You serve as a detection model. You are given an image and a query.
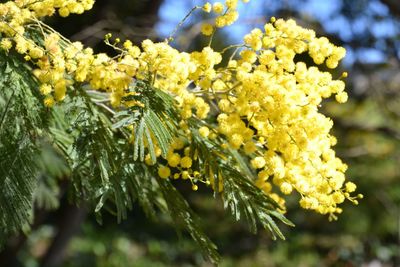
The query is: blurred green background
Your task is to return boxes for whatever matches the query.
[1,0,400,266]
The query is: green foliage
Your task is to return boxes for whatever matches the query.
[0,50,48,242]
[0,47,292,263]
[157,178,220,263]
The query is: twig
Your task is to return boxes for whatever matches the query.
[168,6,200,42]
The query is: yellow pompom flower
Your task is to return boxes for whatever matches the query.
[202,2,212,13]
[158,165,171,179]
[229,133,243,149]
[335,91,348,103]
[345,182,357,193]
[29,47,44,59]
[0,39,12,51]
[43,96,55,107]
[280,182,293,195]
[332,191,345,204]
[167,153,181,167]
[199,126,210,138]
[58,7,70,17]
[225,0,238,9]
[213,2,225,14]
[243,141,256,154]
[250,156,266,169]
[180,156,193,168]
[201,23,214,36]
[215,16,226,28]
[181,171,190,180]
[39,84,52,95]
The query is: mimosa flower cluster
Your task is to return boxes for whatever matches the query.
[0,0,361,219]
[201,0,249,35]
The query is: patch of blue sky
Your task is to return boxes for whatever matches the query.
[371,19,398,38]
[342,46,355,66]
[157,0,275,44]
[157,0,394,65]
[357,48,386,64]
[157,0,194,40]
[324,15,353,41]
[368,0,389,16]
[298,0,341,21]
[352,16,370,36]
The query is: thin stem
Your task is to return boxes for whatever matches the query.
[31,16,46,40]
[247,111,255,127]
[219,44,246,54]
[95,102,116,115]
[229,47,241,62]
[168,6,201,43]
[207,27,216,47]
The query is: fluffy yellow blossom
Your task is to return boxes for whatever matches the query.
[335,91,348,103]
[167,153,181,167]
[199,126,210,138]
[29,47,44,59]
[244,28,263,50]
[204,0,248,30]
[201,23,214,36]
[243,141,256,154]
[213,2,225,14]
[180,156,193,168]
[280,182,293,195]
[250,156,266,169]
[345,182,357,193]
[225,0,238,9]
[39,84,52,95]
[202,2,212,13]
[0,39,12,51]
[229,133,243,149]
[158,165,171,179]
[181,171,190,180]
[43,96,55,107]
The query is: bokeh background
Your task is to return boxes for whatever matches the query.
[1,0,400,266]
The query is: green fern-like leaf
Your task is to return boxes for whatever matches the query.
[157,178,220,264]
[0,50,48,242]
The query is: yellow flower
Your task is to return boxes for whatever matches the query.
[199,126,210,138]
[280,182,293,195]
[29,47,44,59]
[345,182,357,193]
[167,153,181,167]
[158,165,171,179]
[213,2,225,14]
[250,156,266,169]
[201,23,214,36]
[39,84,52,95]
[43,96,55,107]
[225,0,238,9]
[58,7,70,17]
[181,171,190,179]
[202,2,212,13]
[180,156,193,168]
[335,92,348,103]
[0,39,12,51]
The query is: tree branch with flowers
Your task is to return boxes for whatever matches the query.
[0,0,362,263]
